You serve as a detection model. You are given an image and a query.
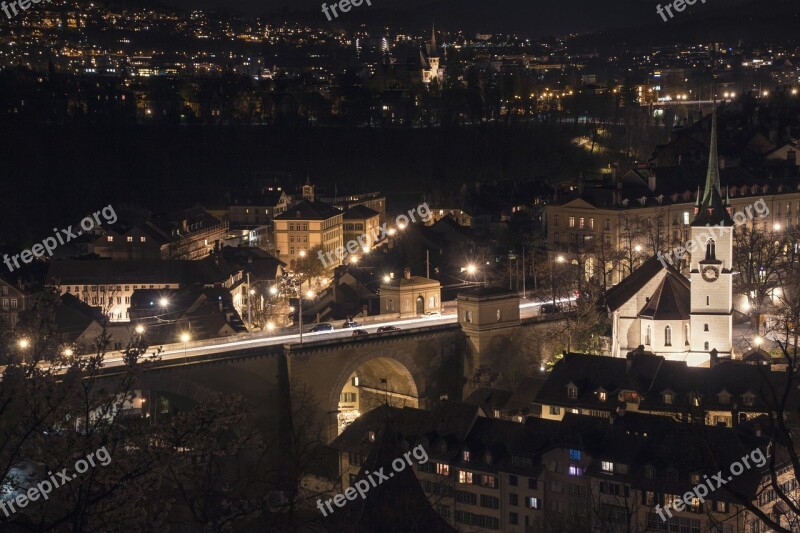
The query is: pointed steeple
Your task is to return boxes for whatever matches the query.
[429,22,439,58]
[692,101,734,227]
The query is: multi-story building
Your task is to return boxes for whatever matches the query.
[342,205,381,252]
[0,278,29,331]
[45,257,244,322]
[273,199,344,268]
[228,188,290,226]
[534,351,798,428]
[331,401,798,532]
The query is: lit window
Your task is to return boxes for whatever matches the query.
[107,236,113,242]
[436,463,450,476]
[140,236,146,242]
[579,217,585,229]
[462,450,470,462]
[569,449,582,461]
[458,471,473,484]
[664,392,673,405]
[598,391,607,402]
[525,497,541,509]
[568,464,583,476]
[601,461,614,473]
[569,216,575,228]
[549,406,561,415]
[126,236,133,242]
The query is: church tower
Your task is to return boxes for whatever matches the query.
[427,24,440,77]
[688,104,734,364]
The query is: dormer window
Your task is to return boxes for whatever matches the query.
[567,383,578,399]
[663,391,673,405]
[692,394,701,407]
[742,392,756,407]
[462,450,471,462]
[598,390,607,402]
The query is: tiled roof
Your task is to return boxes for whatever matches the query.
[638,274,690,320]
[603,255,685,312]
[273,199,342,221]
[343,204,380,220]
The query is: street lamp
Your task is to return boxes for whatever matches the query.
[159,297,169,308]
[180,332,190,364]
[135,324,145,335]
[18,338,29,349]
[269,286,278,296]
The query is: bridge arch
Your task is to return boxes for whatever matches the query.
[328,349,423,436]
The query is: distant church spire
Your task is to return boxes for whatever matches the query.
[692,98,733,227]
[429,22,439,58]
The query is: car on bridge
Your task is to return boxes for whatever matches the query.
[342,320,362,328]
[309,323,334,332]
[351,329,369,337]
[420,311,442,318]
[376,325,400,332]
[540,303,562,315]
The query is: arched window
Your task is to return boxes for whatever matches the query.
[645,326,651,345]
[705,238,716,261]
[665,325,672,346]
[704,341,710,350]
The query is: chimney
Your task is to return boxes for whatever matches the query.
[404,267,411,280]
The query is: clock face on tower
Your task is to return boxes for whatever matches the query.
[702,265,720,282]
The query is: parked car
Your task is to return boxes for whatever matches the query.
[377,326,400,332]
[309,323,334,332]
[342,321,362,329]
[540,303,561,315]
[352,329,369,337]
[421,311,442,318]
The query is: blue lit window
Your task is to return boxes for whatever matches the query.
[569,449,582,461]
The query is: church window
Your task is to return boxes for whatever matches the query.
[705,239,716,261]
[704,324,709,332]
[665,325,672,346]
[645,326,651,345]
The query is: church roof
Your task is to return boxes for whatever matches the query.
[603,255,685,312]
[692,103,735,227]
[638,274,690,320]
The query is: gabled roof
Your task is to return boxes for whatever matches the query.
[603,255,685,312]
[638,274,690,320]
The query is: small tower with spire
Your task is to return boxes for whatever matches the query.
[420,23,442,84]
[688,101,734,364]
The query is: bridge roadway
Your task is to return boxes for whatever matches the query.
[98,298,571,369]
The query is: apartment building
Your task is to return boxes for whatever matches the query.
[273,199,344,268]
[544,168,800,285]
[0,278,28,330]
[45,256,244,321]
[331,401,797,532]
[342,205,381,252]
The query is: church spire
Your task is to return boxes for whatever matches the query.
[429,22,439,58]
[692,99,733,227]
